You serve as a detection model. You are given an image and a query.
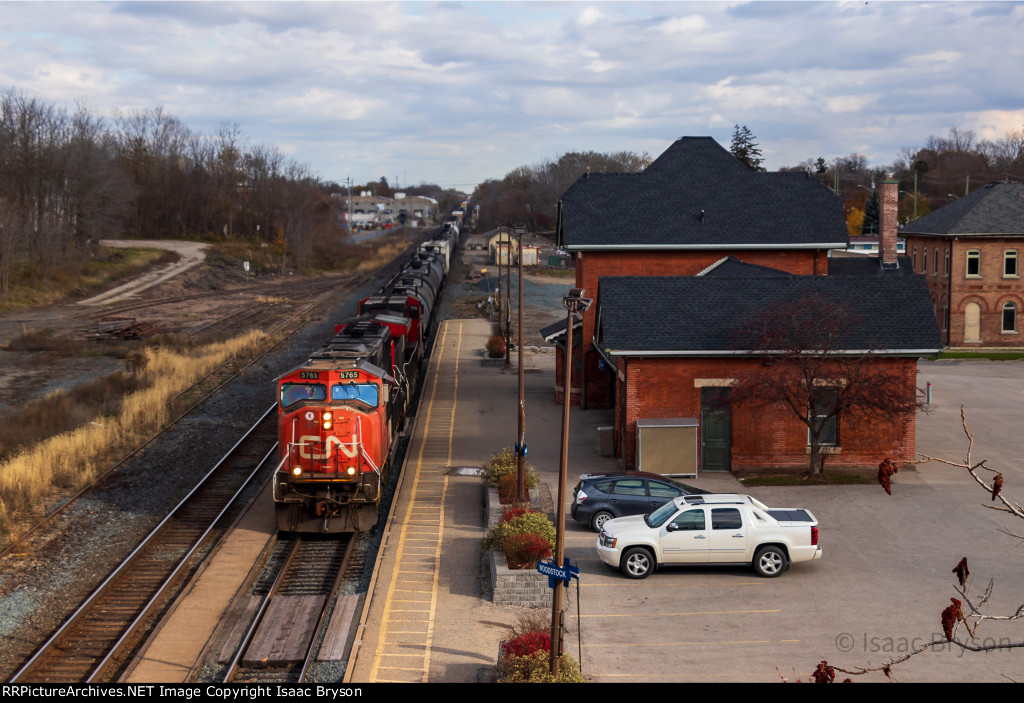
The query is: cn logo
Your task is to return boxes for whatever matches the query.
[298,434,359,460]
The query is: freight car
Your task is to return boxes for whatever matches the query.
[273,216,461,533]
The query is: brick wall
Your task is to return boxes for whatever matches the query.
[618,356,918,472]
[569,249,826,406]
[906,235,1024,347]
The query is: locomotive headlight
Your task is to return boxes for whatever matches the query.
[346,466,357,476]
[292,466,303,476]
[322,411,332,430]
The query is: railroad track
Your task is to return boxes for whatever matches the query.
[9,406,279,684]
[222,534,357,683]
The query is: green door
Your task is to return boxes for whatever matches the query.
[700,388,732,472]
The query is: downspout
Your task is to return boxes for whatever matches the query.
[947,239,954,347]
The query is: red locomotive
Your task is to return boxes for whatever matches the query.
[274,218,459,532]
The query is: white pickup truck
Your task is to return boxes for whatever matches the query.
[596,493,821,578]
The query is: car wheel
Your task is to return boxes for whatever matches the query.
[753,545,787,578]
[591,510,614,531]
[620,547,654,579]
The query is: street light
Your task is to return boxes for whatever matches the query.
[550,288,592,678]
[510,224,528,502]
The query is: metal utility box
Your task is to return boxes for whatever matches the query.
[636,418,698,477]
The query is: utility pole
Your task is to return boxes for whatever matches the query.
[549,288,592,678]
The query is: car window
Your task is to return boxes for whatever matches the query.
[670,509,705,531]
[593,481,615,494]
[611,479,646,496]
[711,508,742,530]
[648,481,683,499]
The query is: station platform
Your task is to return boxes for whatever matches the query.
[344,316,623,682]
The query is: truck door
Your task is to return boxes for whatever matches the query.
[662,508,709,564]
[707,507,746,562]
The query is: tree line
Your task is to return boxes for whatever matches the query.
[0,88,339,297]
[473,125,1024,237]
[782,125,1024,231]
[472,150,652,234]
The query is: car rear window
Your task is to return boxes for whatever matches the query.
[648,481,682,498]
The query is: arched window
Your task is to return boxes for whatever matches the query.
[1003,302,1018,334]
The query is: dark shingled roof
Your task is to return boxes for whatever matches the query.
[698,255,792,278]
[902,182,1024,236]
[595,275,941,355]
[559,137,849,250]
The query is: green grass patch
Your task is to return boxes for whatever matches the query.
[737,472,877,487]
[935,350,1024,360]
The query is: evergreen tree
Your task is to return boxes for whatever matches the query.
[729,124,766,171]
[861,190,880,236]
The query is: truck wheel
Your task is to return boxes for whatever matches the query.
[591,511,614,531]
[753,546,787,577]
[621,547,654,579]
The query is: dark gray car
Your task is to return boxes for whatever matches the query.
[570,471,707,531]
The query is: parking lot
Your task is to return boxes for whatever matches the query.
[555,359,1023,682]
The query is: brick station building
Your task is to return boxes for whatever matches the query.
[552,137,940,472]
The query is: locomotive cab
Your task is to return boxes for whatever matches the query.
[274,359,394,533]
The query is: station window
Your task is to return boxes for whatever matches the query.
[808,390,838,447]
[944,249,950,277]
[966,250,981,278]
[1003,302,1018,334]
[1005,250,1018,278]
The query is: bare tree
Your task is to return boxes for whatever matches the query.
[727,294,923,475]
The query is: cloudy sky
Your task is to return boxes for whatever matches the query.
[2,1,1022,191]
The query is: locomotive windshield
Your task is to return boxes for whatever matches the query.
[280,383,327,407]
[331,383,379,409]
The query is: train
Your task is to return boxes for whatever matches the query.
[273,217,461,533]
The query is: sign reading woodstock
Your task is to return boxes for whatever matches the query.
[537,557,580,589]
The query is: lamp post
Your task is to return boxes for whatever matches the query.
[504,222,513,370]
[510,223,528,502]
[549,288,592,678]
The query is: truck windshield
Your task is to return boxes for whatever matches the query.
[331,383,379,409]
[646,500,679,528]
[280,383,327,408]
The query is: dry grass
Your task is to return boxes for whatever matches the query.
[0,329,267,530]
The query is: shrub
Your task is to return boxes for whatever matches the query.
[503,532,552,569]
[497,651,585,683]
[502,629,551,658]
[482,447,538,490]
[497,471,531,504]
[482,510,555,556]
[486,335,506,358]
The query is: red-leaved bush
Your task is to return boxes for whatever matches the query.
[503,531,552,569]
[501,506,530,523]
[502,630,552,658]
[498,471,530,504]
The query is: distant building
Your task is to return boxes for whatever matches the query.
[902,182,1024,347]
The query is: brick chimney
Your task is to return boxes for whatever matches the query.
[879,172,899,268]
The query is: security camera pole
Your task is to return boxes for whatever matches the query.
[550,288,592,677]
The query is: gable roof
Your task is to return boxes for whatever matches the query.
[902,182,1024,237]
[595,275,941,356]
[559,137,849,251]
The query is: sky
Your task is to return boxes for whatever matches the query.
[2,1,1022,192]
